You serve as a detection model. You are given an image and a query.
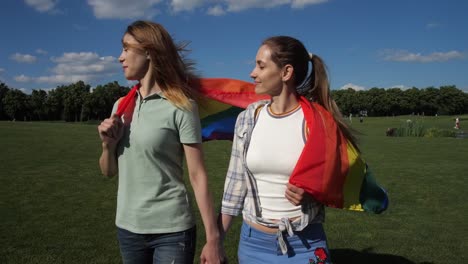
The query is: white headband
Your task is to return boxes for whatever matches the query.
[308,52,314,60]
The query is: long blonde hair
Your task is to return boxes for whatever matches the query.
[262,36,359,150]
[125,20,194,110]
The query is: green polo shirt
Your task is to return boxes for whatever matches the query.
[111,91,201,234]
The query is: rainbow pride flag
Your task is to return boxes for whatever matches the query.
[115,78,268,141]
[116,78,387,213]
[192,78,268,141]
[289,96,388,213]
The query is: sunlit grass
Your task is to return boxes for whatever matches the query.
[0,116,467,263]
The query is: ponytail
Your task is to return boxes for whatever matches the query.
[304,54,360,151]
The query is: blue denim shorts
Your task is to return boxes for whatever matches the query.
[238,221,331,264]
[117,226,196,264]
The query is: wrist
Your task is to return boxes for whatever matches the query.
[102,142,116,151]
[205,231,221,243]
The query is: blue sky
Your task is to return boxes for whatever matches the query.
[1,0,467,93]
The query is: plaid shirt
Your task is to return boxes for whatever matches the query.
[221,100,324,234]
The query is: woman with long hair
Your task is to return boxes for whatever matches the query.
[219,36,358,263]
[98,20,223,264]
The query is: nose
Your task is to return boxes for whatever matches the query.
[118,51,124,63]
[250,68,257,80]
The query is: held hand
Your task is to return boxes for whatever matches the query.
[97,114,124,146]
[200,239,226,264]
[285,183,310,206]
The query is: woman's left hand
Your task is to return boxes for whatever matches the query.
[200,239,226,264]
[285,183,311,206]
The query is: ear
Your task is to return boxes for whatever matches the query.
[146,51,150,60]
[282,64,293,82]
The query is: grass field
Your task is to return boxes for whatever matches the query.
[1,115,467,264]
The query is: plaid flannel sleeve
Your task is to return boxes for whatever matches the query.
[221,110,248,216]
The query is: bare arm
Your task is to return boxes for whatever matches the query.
[97,114,123,178]
[218,213,235,242]
[183,143,224,263]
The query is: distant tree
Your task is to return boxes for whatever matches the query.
[332,89,353,115]
[2,89,28,121]
[438,85,466,115]
[404,87,422,114]
[29,89,48,120]
[83,81,129,121]
[386,88,407,116]
[419,87,439,115]
[45,86,65,120]
[62,81,90,122]
[367,88,390,116]
[0,82,10,120]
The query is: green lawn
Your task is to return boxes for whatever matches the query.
[0,115,467,263]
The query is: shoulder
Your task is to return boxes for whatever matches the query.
[244,100,270,114]
[235,99,270,126]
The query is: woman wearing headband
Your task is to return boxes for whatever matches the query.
[219,36,358,263]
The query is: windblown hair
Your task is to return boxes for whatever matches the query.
[262,36,359,150]
[124,20,196,110]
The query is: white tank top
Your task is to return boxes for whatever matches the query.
[246,103,306,219]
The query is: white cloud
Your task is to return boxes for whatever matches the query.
[36,52,121,84]
[36,74,95,84]
[171,0,205,12]
[340,83,366,91]
[19,88,32,94]
[16,52,120,86]
[380,49,465,63]
[206,5,226,16]
[0,68,4,74]
[86,0,327,18]
[14,74,32,82]
[426,22,440,30]
[10,53,37,63]
[226,0,291,12]
[291,0,328,9]
[87,0,161,19]
[24,0,58,12]
[390,85,410,90]
[224,0,327,12]
[207,5,226,16]
[36,49,48,55]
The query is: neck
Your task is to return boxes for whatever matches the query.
[138,76,161,98]
[269,89,299,114]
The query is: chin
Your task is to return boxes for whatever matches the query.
[254,86,265,95]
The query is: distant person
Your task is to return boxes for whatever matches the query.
[97,20,223,264]
[218,36,360,263]
[455,117,460,129]
[360,115,364,123]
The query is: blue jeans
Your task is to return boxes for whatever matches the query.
[238,221,331,264]
[117,226,196,264]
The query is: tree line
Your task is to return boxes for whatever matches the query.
[0,81,129,122]
[0,81,467,122]
[332,85,468,116]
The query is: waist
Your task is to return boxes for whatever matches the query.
[244,216,301,234]
[245,220,278,233]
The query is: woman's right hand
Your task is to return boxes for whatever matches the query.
[98,114,124,147]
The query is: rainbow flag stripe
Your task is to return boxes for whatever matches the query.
[193,78,268,141]
[288,97,388,213]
